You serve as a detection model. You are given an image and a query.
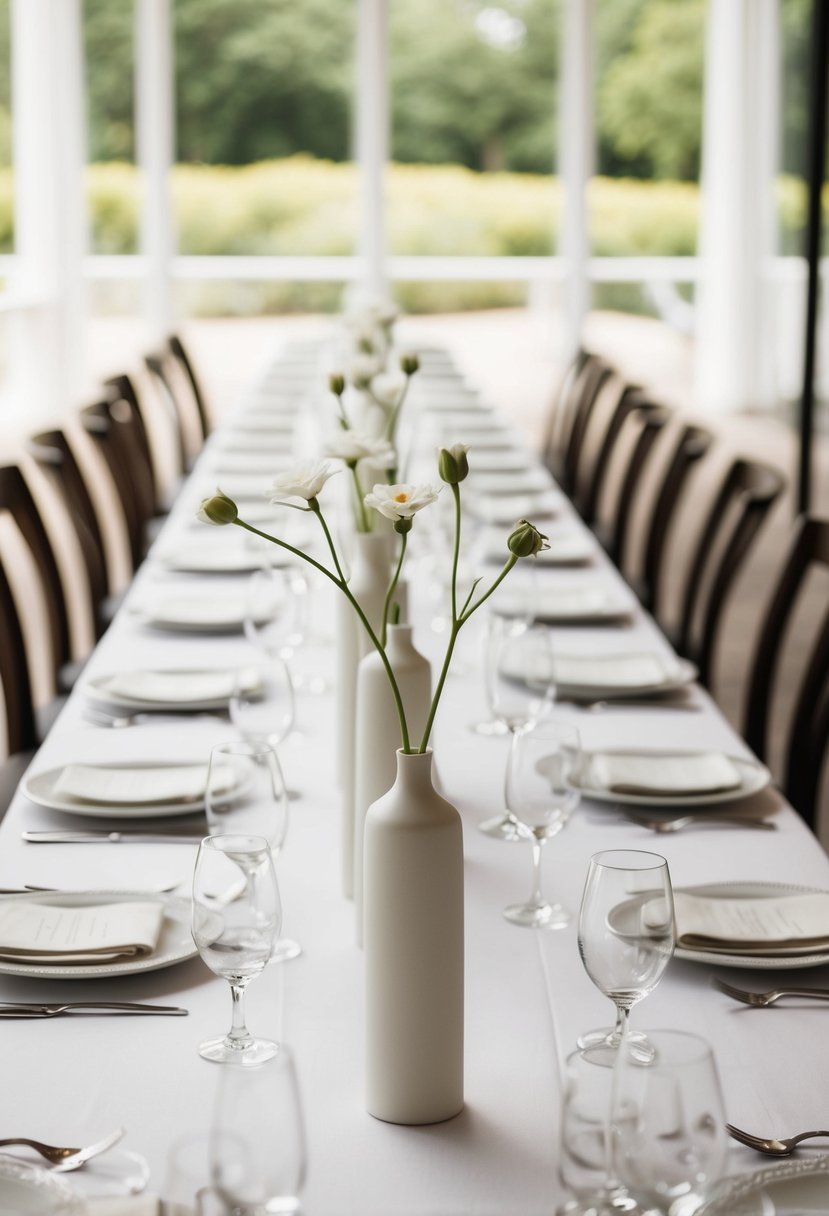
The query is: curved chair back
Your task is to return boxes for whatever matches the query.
[0,555,36,754]
[677,458,786,687]
[601,399,670,570]
[542,352,612,492]
[169,333,211,439]
[81,398,155,570]
[745,515,829,829]
[576,384,666,526]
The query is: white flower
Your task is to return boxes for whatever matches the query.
[324,432,397,469]
[269,461,338,504]
[364,482,441,521]
[370,371,407,409]
[347,352,384,388]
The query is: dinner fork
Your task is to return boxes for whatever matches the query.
[726,1122,829,1155]
[621,810,776,832]
[0,1126,124,1171]
[714,978,829,1006]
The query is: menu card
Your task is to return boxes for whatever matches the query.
[671,891,829,954]
[0,900,164,963]
[589,751,741,797]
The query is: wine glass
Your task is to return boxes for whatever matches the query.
[192,834,281,1064]
[503,720,581,929]
[229,656,295,753]
[205,740,300,962]
[469,613,526,737]
[577,850,675,1064]
[611,1031,728,1216]
[211,1044,307,1215]
[478,620,555,840]
[557,1048,644,1216]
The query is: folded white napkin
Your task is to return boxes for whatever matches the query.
[53,762,235,805]
[145,598,247,628]
[471,492,561,524]
[99,668,261,706]
[588,751,741,797]
[470,469,553,495]
[495,586,620,621]
[670,891,829,954]
[0,900,164,963]
[553,653,679,690]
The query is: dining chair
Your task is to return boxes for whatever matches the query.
[144,349,204,471]
[670,457,786,688]
[0,557,38,818]
[104,371,182,515]
[168,333,212,440]
[542,352,613,493]
[80,397,157,570]
[744,515,829,830]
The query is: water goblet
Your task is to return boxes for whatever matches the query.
[503,720,581,928]
[577,850,675,1064]
[211,1044,307,1216]
[230,656,295,752]
[611,1031,727,1216]
[205,740,300,963]
[192,833,281,1064]
[469,613,526,737]
[478,620,555,840]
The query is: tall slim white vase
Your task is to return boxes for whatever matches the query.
[354,624,431,945]
[364,749,464,1125]
[335,531,392,899]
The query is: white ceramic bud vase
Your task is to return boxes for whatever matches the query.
[364,749,464,1125]
[354,624,431,945]
[335,531,393,899]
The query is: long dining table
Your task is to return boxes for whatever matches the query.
[1,338,829,1214]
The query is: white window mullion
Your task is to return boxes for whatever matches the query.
[355,0,388,302]
[558,0,593,362]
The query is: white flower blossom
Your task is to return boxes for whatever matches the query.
[324,432,397,469]
[269,461,338,504]
[370,371,407,409]
[364,482,441,522]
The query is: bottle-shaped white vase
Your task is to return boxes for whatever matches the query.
[353,624,431,945]
[364,749,464,1125]
[335,531,392,899]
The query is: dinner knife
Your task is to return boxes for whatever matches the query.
[22,830,204,844]
[0,1001,188,1017]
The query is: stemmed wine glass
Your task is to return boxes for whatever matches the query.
[205,740,301,963]
[503,720,581,929]
[192,834,281,1064]
[577,850,675,1064]
[211,1045,307,1215]
[478,620,555,840]
[610,1031,727,1216]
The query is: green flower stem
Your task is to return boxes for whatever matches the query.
[460,554,518,622]
[380,531,407,649]
[349,465,371,532]
[450,482,461,624]
[335,392,350,430]
[380,374,412,446]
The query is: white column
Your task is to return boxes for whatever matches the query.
[9,0,88,423]
[355,0,388,302]
[695,0,779,413]
[135,0,175,343]
[558,0,593,362]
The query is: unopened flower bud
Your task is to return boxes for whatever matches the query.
[197,491,238,526]
[329,372,345,396]
[400,352,420,376]
[438,443,470,485]
[507,519,548,558]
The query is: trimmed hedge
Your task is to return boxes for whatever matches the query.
[0,157,811,313]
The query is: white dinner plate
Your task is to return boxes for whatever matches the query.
[553,655,698,700]
[469,468,554,495]
[468,491,563,525]
[494,585,634,625]
[0,892,197,980]
[21,758,243,818]
[0,1155,84,1214]
[155,545,280,575]
[674,881,829,970]
[571,749,771,807]
[133,596,270,634]
[83,667,261,712]
[699,1152,829,1212]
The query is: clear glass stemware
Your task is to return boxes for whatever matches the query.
[205,740,300,963]
[577,850,675,1064]
[192,833,281,1065]
[503,720,581,928]
[477,620,555,840]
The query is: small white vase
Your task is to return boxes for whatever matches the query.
[335,532,393,898]
[354,624,431,945]
[364,749,464,1125]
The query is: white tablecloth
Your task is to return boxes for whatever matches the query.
[1,355,828,1215]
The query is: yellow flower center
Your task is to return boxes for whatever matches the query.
[394,492,409,503]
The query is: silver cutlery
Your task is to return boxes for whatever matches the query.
[0,1127,125,1171]
[22,830,204,844]
[621,810,776,833]
[84,707,228,729]
[559,697,702,713]
[726,1122,829,1156]
[715,978,829,1006]
[0,882,185,895]
[0,1001,188,1018]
